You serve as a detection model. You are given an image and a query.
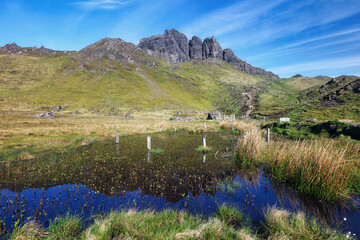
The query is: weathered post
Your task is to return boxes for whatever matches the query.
[266,128,270,142]
[174,126,177,132]
[204,122,207,129]
[147,151,151,163]
[203,136,206,148]
[203,154,206,165]
[232,123,234,131]
[116,144,120,155]
[116,132,119,144]
[147,136,151,150]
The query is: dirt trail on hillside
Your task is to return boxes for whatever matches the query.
[241,87,258,118]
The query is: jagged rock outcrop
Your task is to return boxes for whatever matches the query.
[139,29,190,64]
[189,36,202,60]
[138,29,279,79]
[202,36,223,60]
[223,49,278,79]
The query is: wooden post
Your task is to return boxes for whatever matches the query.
[202,136,206,148]
[203,154,206,165]
[116,132,119,144]
[147,136,151,150]
[266,128,270,142]
[232,123,234,131]
[174,126,177,132]
[204,122,206,129]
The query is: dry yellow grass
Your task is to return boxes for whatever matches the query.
[0,111,219,157]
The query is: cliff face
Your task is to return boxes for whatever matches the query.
[139,29,279,79]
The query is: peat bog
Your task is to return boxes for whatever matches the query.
[0,131,359,238]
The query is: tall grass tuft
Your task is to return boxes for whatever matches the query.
[266,138,357,201]
[47,214,82,240]
[235,127,264,167]
[264,207,353,239]
[10,221,47,240]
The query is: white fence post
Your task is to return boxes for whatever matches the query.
[147,136,151,150]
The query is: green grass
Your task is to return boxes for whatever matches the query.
[10,206,352,239]
[149,148,163,154]
[195,145,213,153]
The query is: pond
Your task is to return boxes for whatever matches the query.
[0,131,359,238]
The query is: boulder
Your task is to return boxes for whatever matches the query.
[207,111,222,120]
[122,114,134,120]
[35,112,55,119]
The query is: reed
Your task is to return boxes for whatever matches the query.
[234,124,359,201]
[235,127,265,167]
[266,138,358,201]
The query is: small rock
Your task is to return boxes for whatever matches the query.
[35,112,55,119]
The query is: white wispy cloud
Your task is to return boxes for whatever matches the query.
[269,56,360,75]
[73,0,132,10]
[247,27,360,61]
[181,0,286,38]
[182,0,360,49]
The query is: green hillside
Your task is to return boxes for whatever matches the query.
[252,76,330,118]
[0,49,262,115]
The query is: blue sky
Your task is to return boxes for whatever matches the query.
[1,0,359,78]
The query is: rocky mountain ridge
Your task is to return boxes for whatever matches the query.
[0,29,278,79]
[139,29,279,79]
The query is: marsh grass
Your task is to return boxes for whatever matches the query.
[47,215,82,240]
[219,121,257,135]
[266,138,358,201]
[264,207,353,239]
[10,207,352,240]
[149,148,163,154]
[195,146,212,153]
[234,124,359,201]
[235,127,265,167]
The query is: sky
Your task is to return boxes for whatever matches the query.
[0,0,359,78]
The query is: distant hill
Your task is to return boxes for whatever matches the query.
[252,75,360,122]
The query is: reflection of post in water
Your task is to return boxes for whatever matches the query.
[116,144,120,155]
[147,151,151,163]
[203,154,206,165]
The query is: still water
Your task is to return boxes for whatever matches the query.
[0,131,359,238]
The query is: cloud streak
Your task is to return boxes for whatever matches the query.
[73,0,132,10]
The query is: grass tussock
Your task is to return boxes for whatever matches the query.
[265,207,353,239]
[10,221,48,240]
[10,207,352,240]
[266,138,358,201]
[235,127,265,167]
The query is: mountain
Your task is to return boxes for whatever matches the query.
[0,31,270,115]
[138,29,278,79]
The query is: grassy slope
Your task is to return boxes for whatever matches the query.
[0,53,261,114]
[253,76,330,118]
